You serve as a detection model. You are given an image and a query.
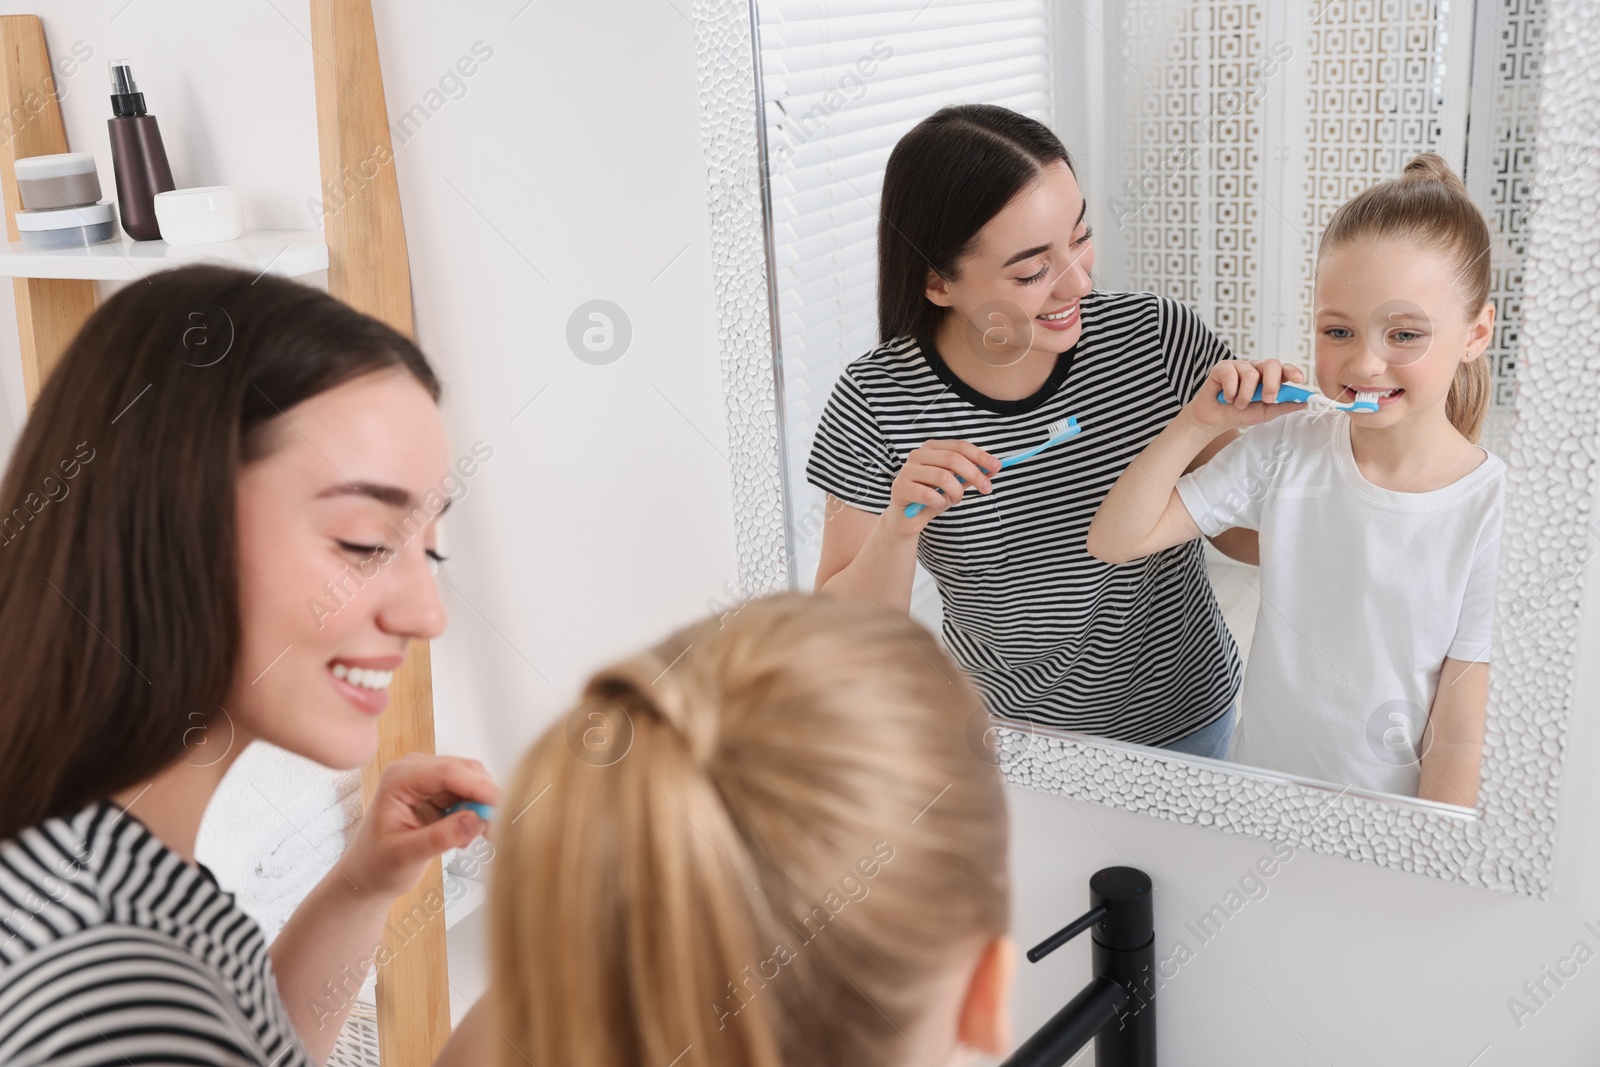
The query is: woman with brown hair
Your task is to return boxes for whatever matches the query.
[806,103,1250,758]
[442,592,1017,1067]
[0,265,498,1066]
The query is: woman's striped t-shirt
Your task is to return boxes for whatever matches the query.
[805,289,1242,746]
[0,801,314,1067]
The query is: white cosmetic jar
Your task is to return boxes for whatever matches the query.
[15,201,119,250]
[15,152,102,210]
[154,186,245,246]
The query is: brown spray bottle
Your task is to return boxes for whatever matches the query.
[107,60,175,241]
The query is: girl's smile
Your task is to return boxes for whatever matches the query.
[1337,384,1405,406]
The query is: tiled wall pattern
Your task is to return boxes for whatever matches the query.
[1293,0,1454,365]
[1117,1,1268,353]
[1117,0,1544,406]
[1479,0,1546,408]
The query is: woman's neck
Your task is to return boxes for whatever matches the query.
[1348,406,1483,492]
[111,737,251,864]
[932,315,1061,402]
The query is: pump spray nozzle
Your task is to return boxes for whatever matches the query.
[109,60,147,118]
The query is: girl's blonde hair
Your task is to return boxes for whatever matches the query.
[1318,152,1494,442]
[488,592,1010,1067]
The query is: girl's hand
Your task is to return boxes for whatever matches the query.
[886,439,1004,535]
[337,752,500,901]
[1188,359,1307,431]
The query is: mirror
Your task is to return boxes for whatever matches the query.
[744,0,1546,812]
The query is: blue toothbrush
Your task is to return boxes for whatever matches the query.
[1216,381,1379,413]
[445,800,494,821]
[903,415,1081,518]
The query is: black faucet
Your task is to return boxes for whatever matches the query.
[1001,866,1156,1067]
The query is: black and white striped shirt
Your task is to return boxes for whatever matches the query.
[0,801,313,1067]
[806,290,1242,746]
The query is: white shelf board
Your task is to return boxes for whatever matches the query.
[0,229,328,281]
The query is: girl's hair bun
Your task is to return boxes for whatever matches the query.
[1401,151,1466,193]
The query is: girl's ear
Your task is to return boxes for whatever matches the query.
[957,935,1016,1055]
[1463,301,1496,362]
[925,267,955,308]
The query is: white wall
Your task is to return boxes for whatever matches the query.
[2,2,1598,1064]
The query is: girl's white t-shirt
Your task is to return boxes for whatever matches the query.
[1175,409,1505,797]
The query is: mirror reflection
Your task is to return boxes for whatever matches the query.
[763,1,1538,807]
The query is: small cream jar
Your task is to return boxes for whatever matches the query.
[15,152,102,210]
[154,186,244,246]
[15,202,119,250]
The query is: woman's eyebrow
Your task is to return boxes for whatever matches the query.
[1002,244,1051,268]
[1000,198,1088,267]
[317,480,452,517]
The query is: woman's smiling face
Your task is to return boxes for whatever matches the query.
[925,160,1096,364]
[224,369,452,770]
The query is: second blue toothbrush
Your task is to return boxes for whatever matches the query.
[904,415,1081,518]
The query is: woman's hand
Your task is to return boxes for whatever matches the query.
[1187,359,1307,432]
[337,752,501,901]
[885,439,1004,535]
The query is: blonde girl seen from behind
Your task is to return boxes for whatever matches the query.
[454,592,1016,1067]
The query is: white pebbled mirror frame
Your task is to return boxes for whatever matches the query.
[690,0,1599,898]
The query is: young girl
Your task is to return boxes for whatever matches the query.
[1087,153,1503,805]
[806,103,1250,758]
[439,593,1015,1067]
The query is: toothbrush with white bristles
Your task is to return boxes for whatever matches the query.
[1215,381,1380,413]
[904,415,1082,518]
